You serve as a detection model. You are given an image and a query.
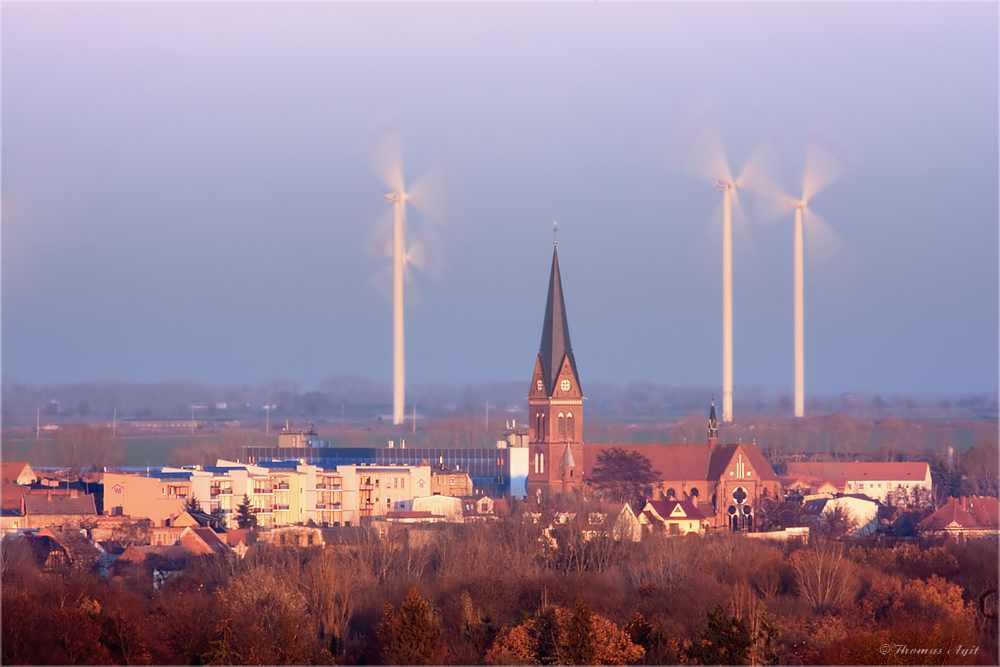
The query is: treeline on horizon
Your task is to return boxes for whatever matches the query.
[3,377,997,425]
[2,514,997,665]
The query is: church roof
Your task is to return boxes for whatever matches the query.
[707,444,780,482]
[538,246,580,394]
[583,442,778,483]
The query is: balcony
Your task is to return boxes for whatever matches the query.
[210,489,220,497]
[315,483,325,490]
[220,488,232,495]
[275,504,290,511]
[277,483,290,490]
[253,488,272,495]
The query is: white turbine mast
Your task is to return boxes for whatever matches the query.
[714,180,737,423]
[789,199,807,419]
[382,191,408,426]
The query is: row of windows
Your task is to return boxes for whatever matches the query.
[244,448,509,477]
[534,412,575,442]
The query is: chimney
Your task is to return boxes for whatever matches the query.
[70,489,78,499]
[47,490,52,501]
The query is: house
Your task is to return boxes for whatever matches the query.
[2,462,37,486]
[461,496,496,521]
[256,526,324,548]
[178,526,231,555]
[918,496,999,539]
[395,495,464,523]
[28,526,104,572]
[1,509,25,536]
[613,503,643,542]
[638,499,707,536]
[22,491,98,529]
[785,461,932,504]
[430,466,474,497]
[802,495,881,537]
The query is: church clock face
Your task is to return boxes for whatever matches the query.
[536,380,544,392]
[560,379,571,391]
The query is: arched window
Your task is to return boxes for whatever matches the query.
[540,453,544,474]
[558,413,566,441]
[566,412,574,441]
[536,412,545,441]
[666,488,677,499]
[689,487,699,499]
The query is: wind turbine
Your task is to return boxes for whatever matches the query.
[366,124,447,426]
[768,130,853,418]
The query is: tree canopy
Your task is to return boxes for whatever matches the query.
[589,447,661,509]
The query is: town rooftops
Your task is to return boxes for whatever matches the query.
[2,462,36,486]
[786,461,930,482]
[23,493,97,516]
[643,499,707,523]
[584,442,778,483]
[918,496,999,532]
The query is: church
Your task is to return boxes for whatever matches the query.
[525,243,781,531]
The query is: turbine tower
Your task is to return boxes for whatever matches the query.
[383,191,407,425]
[791,199,806,419]
[714,180,737,423]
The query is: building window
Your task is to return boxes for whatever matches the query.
[558,413,566,441]
[540,453,544,474]
[450,477,455,485]
[401,478,405,489]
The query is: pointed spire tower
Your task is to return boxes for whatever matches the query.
[528,236,584,499]
[708,397,719,446]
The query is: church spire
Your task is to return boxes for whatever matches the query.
[537,245,580,395]
[708,397,719,445]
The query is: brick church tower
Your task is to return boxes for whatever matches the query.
[527,243,584,500]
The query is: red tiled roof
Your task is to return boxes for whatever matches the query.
[644,499,706,522]
[118,544,191,563]
[2,462,32,485]
[23,494,97,516]
[584,444,711,481]
[786,461,929,482]
[181,527,229,555]
[584,443,777,483]
[919,497,999,531]
[707,444,779,482]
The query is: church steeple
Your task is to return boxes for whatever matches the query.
[708,397,719,445]
[537,245,581,396]
[528,240,584,499]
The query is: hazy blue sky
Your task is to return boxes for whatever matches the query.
[3,2,997,397]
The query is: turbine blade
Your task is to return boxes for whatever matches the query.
[803,207,847,267]
[665,97,732,183]
[406,164,450,225]
[364,209,395,259]
[406,239,427,273]
[736,130,797,225]
[406,228,443,282]
[361,117,405,194]
[801,121,856,202]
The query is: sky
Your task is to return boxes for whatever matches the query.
[2,1,997,398]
